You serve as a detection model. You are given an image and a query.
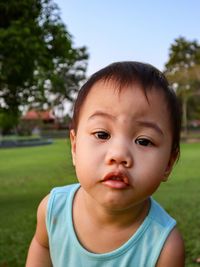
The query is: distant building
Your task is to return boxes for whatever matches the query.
[20,109,57,135]
[22,109,55,124]
[188,120,200,128]
[20,109,69,136]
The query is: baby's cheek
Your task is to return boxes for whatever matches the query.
[138,165,165,187]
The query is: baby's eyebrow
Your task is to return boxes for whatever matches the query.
[88,112,164,136]
[88,111,116,121]
[136,120,164,136]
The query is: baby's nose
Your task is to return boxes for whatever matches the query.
[105,140,133,168]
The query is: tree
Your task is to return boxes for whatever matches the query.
[0,0,88,134]
[164,37,200,135]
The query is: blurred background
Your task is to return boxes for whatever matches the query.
[0,1,200,266]
[0,0,200,137]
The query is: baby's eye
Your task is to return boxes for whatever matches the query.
[94,131,110,140]
[135,138,153,147]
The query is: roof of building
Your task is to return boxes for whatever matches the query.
[22,110,55,121]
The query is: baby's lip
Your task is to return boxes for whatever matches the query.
[102,171,130,185]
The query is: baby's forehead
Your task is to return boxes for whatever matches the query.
[78,81,171,137]
[87,78,165,101]
[83,80,168,114]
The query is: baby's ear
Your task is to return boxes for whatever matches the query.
[70,130,76,166]
[162,151,178,182]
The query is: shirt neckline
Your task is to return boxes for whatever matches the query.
[67,183,153,260]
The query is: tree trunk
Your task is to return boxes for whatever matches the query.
[182,96,188,137]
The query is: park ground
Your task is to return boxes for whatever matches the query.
[0,138,200,266]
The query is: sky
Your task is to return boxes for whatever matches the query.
[54,0,200,76]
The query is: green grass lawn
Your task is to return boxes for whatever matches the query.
[0,140,199,266]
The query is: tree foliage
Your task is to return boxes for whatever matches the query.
[164,37,200,133]
[0,0,88,133]
[165,37,200,70]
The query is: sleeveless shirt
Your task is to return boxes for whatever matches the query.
[46,183,176,267]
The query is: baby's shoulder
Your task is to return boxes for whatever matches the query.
[48,184,80,205]
[46,183,80,224]
[34,194,50,248]
[49,183,80,197]
[156,227,185,267]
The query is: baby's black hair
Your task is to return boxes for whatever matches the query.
[71,61,181,157]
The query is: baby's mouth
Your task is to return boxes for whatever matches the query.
[102,172,130,189]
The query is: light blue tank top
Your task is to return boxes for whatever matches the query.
[46,184,176,267]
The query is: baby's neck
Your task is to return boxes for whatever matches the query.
[72,188,150,253]
[89,199,149,230]
[78,187,150,225]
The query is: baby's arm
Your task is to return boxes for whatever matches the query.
[26,195,52,267]
[156,227,185,267]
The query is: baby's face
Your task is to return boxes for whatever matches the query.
[70,80,175,210]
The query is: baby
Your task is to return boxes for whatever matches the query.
[26,61,185,266]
